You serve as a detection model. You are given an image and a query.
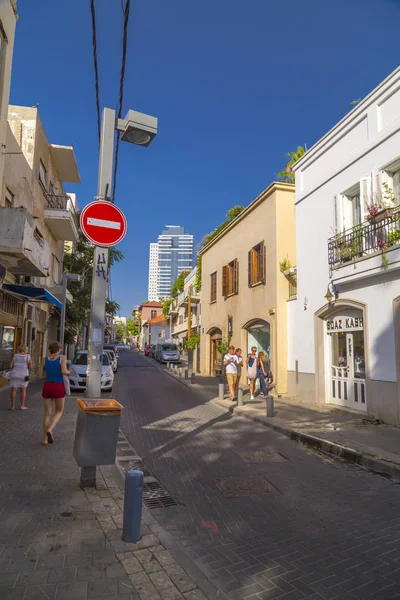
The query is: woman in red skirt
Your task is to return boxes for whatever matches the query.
[40,341,70,445]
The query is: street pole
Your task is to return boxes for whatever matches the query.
[187,288,191,340]
[86,108,115,398]
[59,273,68,353]
[169,313,172,340]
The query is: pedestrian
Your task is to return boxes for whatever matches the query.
[40,341,70,446]
[246,346,258,400]
[258,351,270,398]
[223,345,237,401]
[8,344,32,411]
[235,348,243,395]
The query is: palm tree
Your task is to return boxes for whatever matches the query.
[278,146,306,184]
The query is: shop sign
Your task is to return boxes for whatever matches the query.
[326,315,363,333]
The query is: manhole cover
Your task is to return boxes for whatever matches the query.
[142,481,178,509]
[237,450,288,463]
[215,476,279,497]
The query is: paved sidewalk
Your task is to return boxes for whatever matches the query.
[0,382,214,600]
[163,366,400,478]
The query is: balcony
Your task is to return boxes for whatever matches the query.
[0,207,49,277]
[177,287,200,308]
[328,208,400,282]
[44,192,79,242]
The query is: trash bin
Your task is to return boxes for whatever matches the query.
[73,398,123,467]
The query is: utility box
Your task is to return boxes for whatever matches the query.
[73,398,123,467]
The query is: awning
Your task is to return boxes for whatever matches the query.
[2,284,62,310]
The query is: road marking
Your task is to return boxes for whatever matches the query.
[87,217,121,230]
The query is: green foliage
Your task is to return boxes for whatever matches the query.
[185,333,200,350]
[382,253,390,269]
[382,182,396,206]
[195,205,245,292]
[217,339,229,356]
[279,256,292,273]
[277,146,306,184]
[127,317,139,337]
[171,271,191,297]
[350,98,361,105]
[162,298,174,319]
[115,323,126,340]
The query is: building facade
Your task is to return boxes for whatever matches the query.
[0,106,80,377]
[143,314,168,346]
[148,242,159,301]
[148,226,193,299]
[200,182,295,392]
[288,66,400,425]
[138,301,163,349]
[170,267,201,372]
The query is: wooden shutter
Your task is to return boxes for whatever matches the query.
[260,243,266,283]
[360,176,371,217]
[248,250,253,286]
[233,260,238,294]
[334,194,344,233]
[222,265,228,297]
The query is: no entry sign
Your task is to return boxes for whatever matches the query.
[80,201,127,247]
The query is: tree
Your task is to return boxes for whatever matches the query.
[195,205,245,292]
[127,317,139,337]
[115,323,126,341]
[171,270,191,297]
[63,224,124,344]
[277,146,306,184]
[162,298,174,319]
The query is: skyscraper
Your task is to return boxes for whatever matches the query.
[147,226,193,300]
[148,243,159,301]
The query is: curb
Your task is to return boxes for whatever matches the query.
[212,398,400,480]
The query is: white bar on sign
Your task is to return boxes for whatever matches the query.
[87,217,121,230]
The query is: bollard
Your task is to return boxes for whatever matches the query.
[122,470,143,543]
[190,372,196,384]
[80,466,96,489]
[266,395,274,417]
[219,383,225,401]
[237,388,244,406]
[167,362,170,370]
[184,369,189,380]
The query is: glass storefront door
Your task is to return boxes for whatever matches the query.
[329,323,366,412]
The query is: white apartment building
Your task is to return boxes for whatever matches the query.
[288,65,400,425]
[148,226,193,300]
[148,242,159,301]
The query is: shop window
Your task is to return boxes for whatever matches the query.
[210,272,217,303]
[248,242,266,286]
[0,325,15,370]
[222,259,238,297]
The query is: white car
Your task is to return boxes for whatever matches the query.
[69,350,114,392]
[104,349,118,373]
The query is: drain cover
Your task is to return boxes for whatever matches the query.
[142,481,178,509]
[237,450,288,463]
[215,476,279,497]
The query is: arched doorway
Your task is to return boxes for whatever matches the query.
[208,327,222,376]
[245,320,270,358]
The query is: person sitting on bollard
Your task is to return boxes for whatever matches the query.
[223,345,237,401]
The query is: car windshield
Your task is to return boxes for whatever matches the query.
[162,344,178,351]
[105,350,115,359]
[74,353,109,366]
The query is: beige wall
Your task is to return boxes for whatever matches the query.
[200,182,295,392]
[0,1,17,196]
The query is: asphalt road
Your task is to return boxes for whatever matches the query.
[115,350,400,600]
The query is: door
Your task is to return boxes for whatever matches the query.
[330,331,366,411]
[211,337,222,375]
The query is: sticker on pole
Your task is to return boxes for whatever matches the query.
[80,201,127,247]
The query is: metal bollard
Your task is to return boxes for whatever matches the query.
[219,383,225,401]
[266,395,274,417]
[237,388,244,406]
[122,470,143,543]
[190,372,196,384]
[184,369,189,380]
[167,362,170,370]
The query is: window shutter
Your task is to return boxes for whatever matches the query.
[248,250,253,286]
[261,243,266,283]
[360,176,371,216]
[373,170,382,205]
[334,194,344,232]
[222,266,228,297]
[234,260,239,294]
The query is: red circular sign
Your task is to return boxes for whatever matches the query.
[80,201,127,247]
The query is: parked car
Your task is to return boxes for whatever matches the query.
[117,343,129,351]
[149,344,157,358]
[144,344,151,357]
[69,350,114,392]
[104,349,118,373]
[155,342,180,364]
[104,343,119,359]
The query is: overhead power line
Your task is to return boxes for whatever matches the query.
[89,0,101,146]
[112,0,131,203]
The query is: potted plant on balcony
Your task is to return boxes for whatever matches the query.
[367,203,394,224]
[279,255,295,276]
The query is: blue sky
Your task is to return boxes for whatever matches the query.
[10,0,400,316]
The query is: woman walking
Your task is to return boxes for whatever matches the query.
[258,351,270,399]
[41,341,70,445]
[9,344,32,410]
[235,348,243,395]
[246,346,258,400]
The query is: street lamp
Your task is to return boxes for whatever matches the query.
[324,282,337,305]
[86,107,158,399]
[59,273,81,352]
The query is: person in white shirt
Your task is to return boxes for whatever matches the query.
[224,345,237,400]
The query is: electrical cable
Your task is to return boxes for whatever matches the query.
[89,0,101,146]
[112,0,131,203]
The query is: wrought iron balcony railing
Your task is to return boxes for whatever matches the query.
[328,208,400,273]
[44,192,77,215]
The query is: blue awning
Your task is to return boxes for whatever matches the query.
[3,284,62,310]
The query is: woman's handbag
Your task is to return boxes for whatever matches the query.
[3,370,12,380]
[63,375,71,396]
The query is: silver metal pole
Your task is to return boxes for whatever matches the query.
[59,273,67,352]
[86,107,115,398]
